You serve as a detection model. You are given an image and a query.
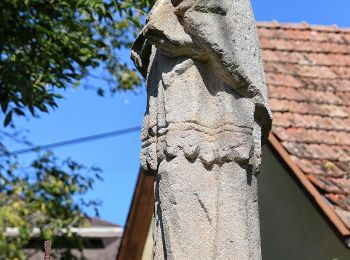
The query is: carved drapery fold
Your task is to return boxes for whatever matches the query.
[139,53,262,175]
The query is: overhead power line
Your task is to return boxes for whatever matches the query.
[0,126,142,158]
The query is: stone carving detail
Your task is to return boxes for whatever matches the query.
[132,0,272,259]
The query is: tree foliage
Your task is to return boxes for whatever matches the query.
[0,0,154,127]
[0,151,102,259]
[0,0,155,258]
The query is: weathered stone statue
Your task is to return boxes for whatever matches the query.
[131,0,272,259]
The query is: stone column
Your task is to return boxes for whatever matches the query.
[131,1,272,259]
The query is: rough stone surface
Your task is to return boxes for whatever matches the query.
[131,0,272,259]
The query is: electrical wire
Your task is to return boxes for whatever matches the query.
[0,126,142,158]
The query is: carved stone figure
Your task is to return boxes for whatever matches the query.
[131,0,272,259]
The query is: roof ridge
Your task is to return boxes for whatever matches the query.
[257,21,350,33]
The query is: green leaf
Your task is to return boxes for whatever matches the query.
[97,87,105,96]
[1,101,8,114]
[14,108,25,116]
[52,93,63,99]
[4,111,12,127]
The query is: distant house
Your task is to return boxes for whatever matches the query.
[20,218,122,259]
[117,22,350,260]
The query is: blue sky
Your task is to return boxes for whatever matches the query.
[7,0,350,226]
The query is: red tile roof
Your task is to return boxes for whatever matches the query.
[258,22,350,232]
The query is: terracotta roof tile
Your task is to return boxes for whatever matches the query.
[266,74,350,92]
[308,175,349,194]
[300,78,350,92]
[272,113,350,132]
[260,38,350,54]
[327,194,350,210]
[294,158,345,178]
[274,127,350,146]
[258,27,277,38]
[311,79,350,92]
[270,99,348,118]
[307,53,350,67]
[282,142,350,161]
[259,28,348,44]
[259,22,350,228]
[334,207,350,229]
[265,73,304,87]
[262,50,315,65]
[334,67,350,78]
[265,63,339,78]
[344,34,350,44]
[269,86,344,105]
